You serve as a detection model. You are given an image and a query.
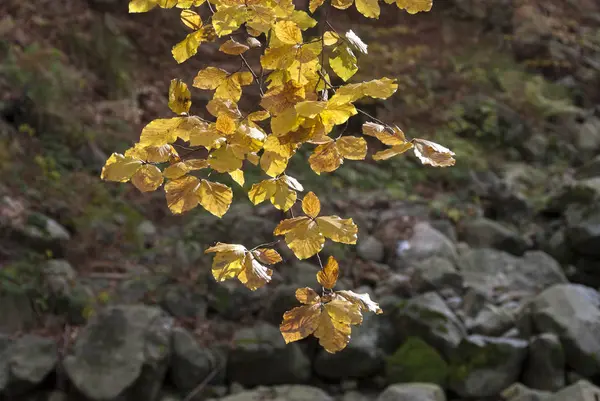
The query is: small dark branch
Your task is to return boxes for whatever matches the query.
[239,53,265,96]
[183,363,223,401]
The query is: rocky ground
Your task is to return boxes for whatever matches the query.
[1,0,600,401]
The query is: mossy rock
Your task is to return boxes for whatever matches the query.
[386,336,449,387]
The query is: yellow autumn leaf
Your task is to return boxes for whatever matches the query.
[289,11,317,30]
[172,25,216,63]
[215,72,253,102]
[180,9,202,30]
[193,67,228,90]
[317,256,339,289]
[280,298,322,343]
[131,165,164,192]
[273,21,302,45]
[331,0,353,10]
[309,142,342,174]
[101,153,142,182]
[248,110,270,122]
[198,179,233,217]
[215,113,237,135]
[302,191,321,218]
[205,242,277,290]
[355,0,380,18]
[413,138,456,167]
[395,0,433,13]
[164,175,201,214]
[336,136,367,160]
[252,248,283,265]
[212,6,248,36]
[330,78,398,105]
[129,0,156,13]
[309,0,326,13]
[168,79,191,115]
[219,39,250,55]
[229,169,245,187]
[323,31,339,46]
[329,45,358,82]
[209,145,243,173]
[295,101,327,118]
[274,217,325,259]
[316,215,358,244]
[313,305,352,353]
[373,143,414,161]
[129,144,179,163]
[337,290,383,314]
[248,179,277,205]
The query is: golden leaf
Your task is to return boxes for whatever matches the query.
[252,248,283,265]
[129,0,157,13]
[276,218,325,260]
[180,9,202,30]
[395,0,433,14]
[323,31,339,46]
[372,143,413,161]
[212,6,248,36]
[309,142,342,174]
[290,11,318,30]
[205,243,277,290]
[101,153,142,182]
[412,138,455,167]
[172,25,216,63]
[193,67,228,90]
[168,79,192,115]
[131,165,164,192]
[198,179,233,217]
[313,307,352,353]
[302,191,321,218]
[355,0,380,18]
[215,114,237,135]
[248,179,278,205]
[316,215,358,244]
[248,110,270,121]
[273,21,302,45]
[309,0,326,13]
[296,287,321,304]
[164,175,201,214]
[331,0,353,9]
[229,169,245,187]
[219,38,250,55]
[280,303,322,343]
[317,256,339,289]
[272,178,297,211]
[337,290,383,314]
[336,136,367,160]
[139,117,186,147]
[209,145,243,173]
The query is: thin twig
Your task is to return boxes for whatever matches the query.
[239,53,265,96]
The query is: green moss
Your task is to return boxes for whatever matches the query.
[386,337,449,387]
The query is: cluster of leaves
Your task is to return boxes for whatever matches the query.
[102,0,454,353]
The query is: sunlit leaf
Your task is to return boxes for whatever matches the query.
[180,9,202,30]
[172,25,216,63]
[198,179,233,217]
[252,248,283,265]
[229,169,245,186]
[316,215,358,244]
[168,79,192,115]
[329,44,358,82]
[317,256,339,289]
[219,38,250,55]
[129,0,157,13]
[355,0,380,18]
[412,138,456,167]
[302,191,321,218]
[193,67,228,90]
[101,153,142,182]
[164,175,201,214]
[395,0,433,14]
[131,164,164,192]
[273,21,302,45]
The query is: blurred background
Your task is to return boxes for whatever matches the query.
[1,1,600,401]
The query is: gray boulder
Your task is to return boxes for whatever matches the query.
[396,222,457,265]
[566,204,600,258]
[218,385,333,401]
[377,383,446,401]
[169,327,224,393]
[458,249,566,296]
[64,305,173,401]
[0,292,36,334]
[470,304,516,337]
[10,212,71,255]
[410,257,463,293]
[460,218,530,256]
[548,380,600,401]
[357,236,385,263]
[388,292,466,357]
[227,323,311,386]
[0,335,57,396]
[314,314,384,380]
[448,335,528,398]
[523,333,565,391]
[501,383,552,401]
[528,284,600,377]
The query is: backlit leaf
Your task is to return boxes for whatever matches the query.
[172,25,216,63]
[337,136,367,160]
[329,45,358,82]
[229,169,245,187]
[212,6,248,36]
[129,0,157,13]
[280,303,322,343]
[373,143,413,160]
[302,191,321,218]
[309,0,326,13]
[131,165,164,192]
[316,215,358,244]
[338,290,383,314]
[317,256,339,289]
[193,67,228,90]
[395,0,433,14]
[168,79,192,115]
[355,0,380,18]
[101,153,142,182]
[219,39,250,55]
[180,9,202,30]
[412,138,455,167]
[252,248,283,265]
[274,21,302,45]
[164,175,201,214]
[198,179,233,217]
[331,0,353,10]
